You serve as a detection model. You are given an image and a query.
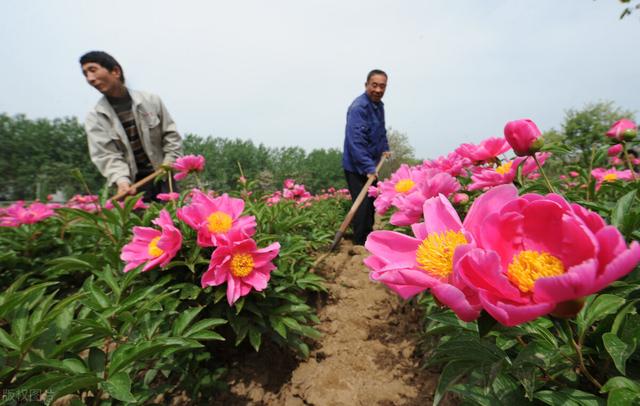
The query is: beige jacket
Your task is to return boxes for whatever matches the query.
[85,89,183,186]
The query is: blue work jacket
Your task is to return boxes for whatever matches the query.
[342,93,389,175]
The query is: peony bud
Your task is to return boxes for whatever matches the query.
[504,119,544,156]
[453,193,469,205]
[606,119,637,142]
[607,144,623,157]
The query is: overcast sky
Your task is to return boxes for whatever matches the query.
[1,1,638,159]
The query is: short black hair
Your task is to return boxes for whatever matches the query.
[366,69,387,82]
[79,51,125,83]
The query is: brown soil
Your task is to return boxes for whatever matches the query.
[211,240,454,406]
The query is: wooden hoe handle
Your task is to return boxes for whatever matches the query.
[329,155,388,251]
[109,168,166,202]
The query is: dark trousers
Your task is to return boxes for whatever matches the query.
[135,171,177,202]
[344,170,376,245]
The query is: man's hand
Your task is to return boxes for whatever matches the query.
[116,180,137,197]
[367,172,378,179]
[382,151,392,158]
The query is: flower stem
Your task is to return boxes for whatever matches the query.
[622,142,638,181]
[533,154,556,193]
[563,319,602,389]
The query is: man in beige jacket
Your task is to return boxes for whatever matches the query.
[80,51,182,200]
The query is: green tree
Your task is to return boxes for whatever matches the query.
[379,128,420,180]
[560,101,634,168]
[0,114,103,200]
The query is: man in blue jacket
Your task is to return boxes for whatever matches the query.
[343,69,391,245]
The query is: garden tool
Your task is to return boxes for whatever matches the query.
[328,154,388,252]
[109,168,167,201]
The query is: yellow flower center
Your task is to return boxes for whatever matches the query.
[603,173,618,182]
[495,161,514,175]
[148,236,164,258]
[507,250,565,293]
[415,231,468,278]
[230,253,254,278]
[207,211,233,233]
[395,179,415,193]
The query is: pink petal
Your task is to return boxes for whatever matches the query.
[431,283,481,322]
[533,259,598,303]
[480,292,555,326]
[365,231,421,268]
[421,195,463,234]
[370,266,440,299]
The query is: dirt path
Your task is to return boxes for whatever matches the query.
[213,240,447,405]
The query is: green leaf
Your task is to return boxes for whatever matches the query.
[102,371,137,402]
[578,294,625,336]
[269,316,287,339]
[184,318,227,337]
[84,279,110,310]
[603,333,633,375]
[607,389,640,406]
[0,328,19,351]
[12,307,28,344]
[281,317,302,332]
[47,373,102,405]
[610,300,639,335]
[601,376,640,393]
[434,360,475,406]
[213,288,227,304]
[172,306,203,336]
[611,190,636,229]
[108,338,189,376]
[88,347,106,373]
[535,388,605,406]
[20,372,70,391]
[234,297,245,314]
[186,330,225,341]
[62,358,88,374]
[47,256,93,272]
[249,328,262,352]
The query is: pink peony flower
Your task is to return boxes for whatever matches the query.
[606,119,637,142]
[105,198,148,210]
[468,153,549,191]
[374,164,428,215]
[202,238,281,305]
[157,192,181,201]
[120,209,182,272]
[177,189,256,247]
[591,168,634,190]
[569,171,579,178]
[422,152,472,178]
[66,194,101,212]
[283,178,295,189]
[455,137,511,163]
[504,119,543,156]
[364,186,519,321]
[608,144,623,157]
[173,155,205,181]
[367,185,380,198]
[0,201,56,227]
[390,169,461,226]
[456,185,640,326]
[265,191,283,205]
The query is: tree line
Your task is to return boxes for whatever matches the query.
[0,114,349,200]
[2,100,632,201]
